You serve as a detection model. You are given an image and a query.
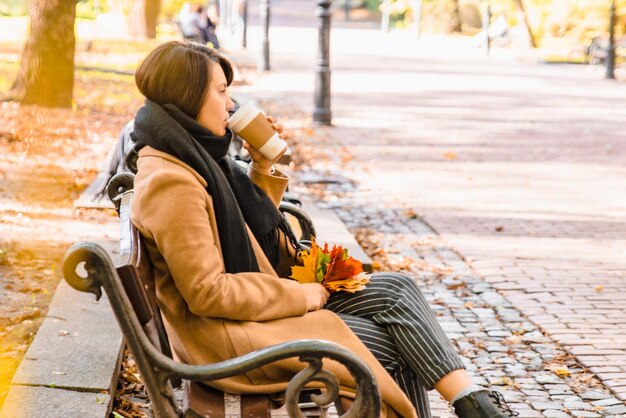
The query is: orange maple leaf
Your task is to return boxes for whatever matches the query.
[324,251,364,282]
[290,238,368,293]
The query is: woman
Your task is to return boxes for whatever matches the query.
[129,41,517,418]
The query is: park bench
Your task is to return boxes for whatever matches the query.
[61,172,381,418]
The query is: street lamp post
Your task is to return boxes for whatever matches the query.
[218,0,231,32]
[483,0,491,56]
[242,0,248,48]
[258,0,270,71]
[381,0,390,32]
[606,0,616,80]
[313,0,332,125]
[413,0,423,39]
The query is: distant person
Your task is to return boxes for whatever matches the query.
[199,5,220,49]
[128,40,518,418]
[178,3,220,49]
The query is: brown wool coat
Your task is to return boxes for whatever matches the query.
[131,147,418,418]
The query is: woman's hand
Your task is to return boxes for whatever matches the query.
[301,283,330,312]
[245,116,290,174]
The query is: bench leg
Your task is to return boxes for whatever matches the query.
[241,395,271,418]
[183,381,225,418]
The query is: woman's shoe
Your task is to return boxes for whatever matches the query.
[453,390,519,418]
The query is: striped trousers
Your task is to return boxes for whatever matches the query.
[325,272,465,418]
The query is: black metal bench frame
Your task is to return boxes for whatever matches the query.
[62,174,380,418]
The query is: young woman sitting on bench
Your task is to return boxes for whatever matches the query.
[129,40,517,418]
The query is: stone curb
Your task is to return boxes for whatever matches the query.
[0,200,368,417]
[0,241,122,418]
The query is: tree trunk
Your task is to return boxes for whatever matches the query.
[513,0,537,47]
[449,0,462,33]
[8,0,76,108]
[128,0,162,39]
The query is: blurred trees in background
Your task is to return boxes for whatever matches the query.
[128,0,162,38]
[8,0,77,108]
[0,0,28,16]
[2,0,624,108]
[369,0,625,46]
[5,0,165,107]
[5,0,623,46]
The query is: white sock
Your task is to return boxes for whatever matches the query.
[451,384,483,405]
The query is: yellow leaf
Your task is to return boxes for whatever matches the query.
[289,243,319,284]
[290,264,316,283]
[464,301,474,309]
[549,364,572,378]
[405,208,419,219]
[595,285,605,292]
[324,273,370,293]
[491,377,515,387]
[503,335,523,345]
[443,151,457,160]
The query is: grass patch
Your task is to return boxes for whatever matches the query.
[0,61,18,93]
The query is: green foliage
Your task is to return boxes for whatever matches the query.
[0,0,27,17]
[0,61,18,94]
[420,0,466,33]
[76,1,99,20]
[364,0,382,12]
[379,0,413,28]
[507,0,625,46]
[75,0,130,20]
[367,0,626,44]
[162,0,191,20]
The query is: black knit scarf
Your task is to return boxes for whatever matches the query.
[131,100,299,273]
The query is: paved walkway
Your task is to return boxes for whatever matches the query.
[226,0,626,416]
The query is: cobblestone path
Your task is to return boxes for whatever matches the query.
[286,175,626,417]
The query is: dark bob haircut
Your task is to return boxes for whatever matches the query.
[135,41,234,119]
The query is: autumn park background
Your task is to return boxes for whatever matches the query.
[0,0,625,416]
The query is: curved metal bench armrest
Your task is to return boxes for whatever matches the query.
[107,172,136,213]
[279,201,316,241]
[62,242,380,418]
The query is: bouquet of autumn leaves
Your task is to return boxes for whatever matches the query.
[290,237,369,293]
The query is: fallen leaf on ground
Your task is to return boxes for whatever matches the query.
[405,208,419,219]
[549,364,572,378]
[491,377,515,387]
[502,335,523,345]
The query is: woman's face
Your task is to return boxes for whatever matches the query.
[196,62,234,136]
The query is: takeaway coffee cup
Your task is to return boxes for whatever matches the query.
[227,102,288,160]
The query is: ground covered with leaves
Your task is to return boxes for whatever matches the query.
[0,51,144,407]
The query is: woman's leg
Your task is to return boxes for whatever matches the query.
[326,272,518,418]
[338,313,433,417]
[325,272,465,390]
